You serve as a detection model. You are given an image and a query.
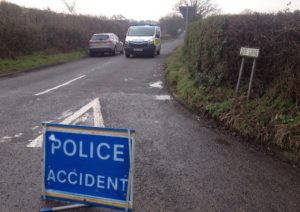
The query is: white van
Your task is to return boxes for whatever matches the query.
[124,25,161,58]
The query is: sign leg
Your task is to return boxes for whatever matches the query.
[235,57,245,96]
[247,59,257,100]
[40,204,89,212]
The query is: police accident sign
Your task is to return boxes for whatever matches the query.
[42,123,135,210]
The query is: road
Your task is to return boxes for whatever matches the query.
[0,37,299,212]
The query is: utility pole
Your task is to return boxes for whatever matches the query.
[186,5,189,30]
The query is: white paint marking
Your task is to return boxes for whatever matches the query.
[149,81,163,89]
[155,95,172,101]
[72,113,89,125]
[60,98,104,127]
[31,126,39,130]
[27,98,104,148]
[57,109,73,120]
[34,75,86,96]
[14,133,23,138]
[0,136,12,143]
[27,135,43,148]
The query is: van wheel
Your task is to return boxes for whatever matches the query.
[151,50,156,58]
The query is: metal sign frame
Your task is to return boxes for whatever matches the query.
[41,123,135,211]
[236,47,260,99]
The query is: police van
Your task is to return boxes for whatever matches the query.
[124,25,161,58]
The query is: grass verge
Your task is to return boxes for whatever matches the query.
[0,51,87,76]
[166,47,300,165]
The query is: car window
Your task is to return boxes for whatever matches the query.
[91,34,109,40]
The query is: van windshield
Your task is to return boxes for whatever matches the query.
[127,27,155,37]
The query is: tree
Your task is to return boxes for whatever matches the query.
[61,0,77,15]
[175,0,219,21]
[159,14,184,38]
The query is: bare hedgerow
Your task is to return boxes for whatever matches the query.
[183,11,300,102]
[0,2,131,58]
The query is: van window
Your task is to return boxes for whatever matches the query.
[156,30,161,38]
[127,27,155,37]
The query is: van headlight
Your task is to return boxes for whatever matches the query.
[148,39,154,45]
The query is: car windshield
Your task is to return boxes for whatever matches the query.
[127,27,155,36]
[91,34,109,40]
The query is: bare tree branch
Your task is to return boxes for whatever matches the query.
[61,0,76,15]
[175,0,219,20]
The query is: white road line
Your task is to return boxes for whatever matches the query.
[155,95,172,100]
[149,81,163,89]
[34,75,86,96]
[0,136,12,143]
[31,126,39,130]
[14,133,23,138]
[27,98,104,148]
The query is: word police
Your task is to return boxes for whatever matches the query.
[49,134,125,162]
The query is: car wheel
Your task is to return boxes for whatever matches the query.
[112,47,117,56]
[157,49,160,55]
[120,48,124,54]
[125,52,130,58]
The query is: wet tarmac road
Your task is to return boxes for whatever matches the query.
[0,37,299,211]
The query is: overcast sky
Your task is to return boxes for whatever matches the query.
[5,0,300,20]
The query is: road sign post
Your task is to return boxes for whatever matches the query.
[41,123,135,211]
[235,47,260,99]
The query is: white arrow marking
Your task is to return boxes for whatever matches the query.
[27,98,104,148]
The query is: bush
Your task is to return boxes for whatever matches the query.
[183,12,300,102]
[0,2,131,58]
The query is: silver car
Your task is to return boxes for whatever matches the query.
[89,33,123,56]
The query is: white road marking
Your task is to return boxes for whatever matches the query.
[60,98,104,127]
[149,81,163,89]
[155,95,172,100]
[27,135,43,148]
[27,98,104,148]
[34,75,86,96]
[0,136,12,143]
[124,77,134,82]
[57,109,73,120]
[31,126,39,130]
[14,133,23,138]
[72,114,89,125]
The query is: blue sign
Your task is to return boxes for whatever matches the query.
[42,124,135,211]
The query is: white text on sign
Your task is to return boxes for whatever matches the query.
[49,134,125,162]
